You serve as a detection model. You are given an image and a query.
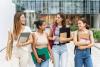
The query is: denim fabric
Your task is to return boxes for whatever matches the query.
[35,59,49,67]
[52,44,68,67]
[75,48,93,67]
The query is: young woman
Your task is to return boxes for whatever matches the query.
[6,12,33,67]
[31,20,53,67]
[49,12,72,67]
[73,18,94,67]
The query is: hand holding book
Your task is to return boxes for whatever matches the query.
[17,32,30,47]
[78,38,90,46]
[18,32,30,43]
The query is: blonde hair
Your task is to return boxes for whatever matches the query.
[13,12,25,38]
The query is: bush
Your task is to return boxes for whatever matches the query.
[92,30,100,42]
[70,24,78,31]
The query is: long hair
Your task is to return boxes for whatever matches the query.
[13,12,25,37]
[57,12,66,27]
[79,17,90,29]
[52,12,66,34]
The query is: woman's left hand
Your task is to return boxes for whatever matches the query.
[16,42,24,47]
[50,54,54,63]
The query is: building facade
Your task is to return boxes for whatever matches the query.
[13,0,100,28]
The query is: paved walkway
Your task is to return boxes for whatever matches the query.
[92,43,100,67]
[0,43,100,67]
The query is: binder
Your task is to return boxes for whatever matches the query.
[18,32,30,43]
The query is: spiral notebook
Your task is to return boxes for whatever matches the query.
[18,32,30,43]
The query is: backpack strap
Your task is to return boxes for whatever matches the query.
[74,30,79,52]
[88,30,91,54]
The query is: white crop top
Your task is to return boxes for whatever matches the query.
[34,32,48,48]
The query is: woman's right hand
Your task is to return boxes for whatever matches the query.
[16,42,24,47]
[52,36,56,40]
[50,54,54,63]
[36,58,43,64]
[53,36,60,41]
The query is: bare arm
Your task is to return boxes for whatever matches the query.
[76,31,94,49]
[46,33,53,56]
[31,33,43,63]
[6,31,13,60]
[48,29,54,40]
[31,33,39,60]
[73,31,81,46]
[21,33,33,46]
[17,33,33,47]
[73,31,89,46]
[46,33,54,63]
[80,31,94,48]
[60,32,73,43]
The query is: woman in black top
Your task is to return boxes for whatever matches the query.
[49,12,72,67]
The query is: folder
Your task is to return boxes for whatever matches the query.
[18,32,30,43]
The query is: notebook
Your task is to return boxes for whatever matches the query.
[18,32,30,43]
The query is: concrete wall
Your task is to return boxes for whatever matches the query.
[94,14,100,29]
[0,0,15,50]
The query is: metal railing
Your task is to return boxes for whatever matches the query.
[94,45,100,50]
[0,47,6,53]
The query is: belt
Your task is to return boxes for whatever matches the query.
[53,43,65,46]
[53,44,60,45]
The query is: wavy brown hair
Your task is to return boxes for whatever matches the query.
[54,12,66,27]
[13,12,25,38]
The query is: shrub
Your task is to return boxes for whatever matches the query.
[92,30,100,42]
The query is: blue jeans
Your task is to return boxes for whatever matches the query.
[75,48,93,67]
[35,59,49,67]
[52,44,68,67]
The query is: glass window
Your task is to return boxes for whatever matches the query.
[48,1,59,14]
[14,0,100,14]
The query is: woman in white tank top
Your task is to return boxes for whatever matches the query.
[6,12,33,67]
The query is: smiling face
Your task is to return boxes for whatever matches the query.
[56,14,63,24]
[78,20,86,30]
[20,14,26,25]
[39,22,46,31]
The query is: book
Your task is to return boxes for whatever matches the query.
[60,27,70,38]
[79,38,90,46]
[18,32,30,43]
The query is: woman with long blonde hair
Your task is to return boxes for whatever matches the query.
[6,12,33,67]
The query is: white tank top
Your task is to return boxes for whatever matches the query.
[13,26,31,52]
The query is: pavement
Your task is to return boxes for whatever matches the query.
[0,42,100,67]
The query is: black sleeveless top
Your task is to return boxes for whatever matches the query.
[60,27,70,43]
